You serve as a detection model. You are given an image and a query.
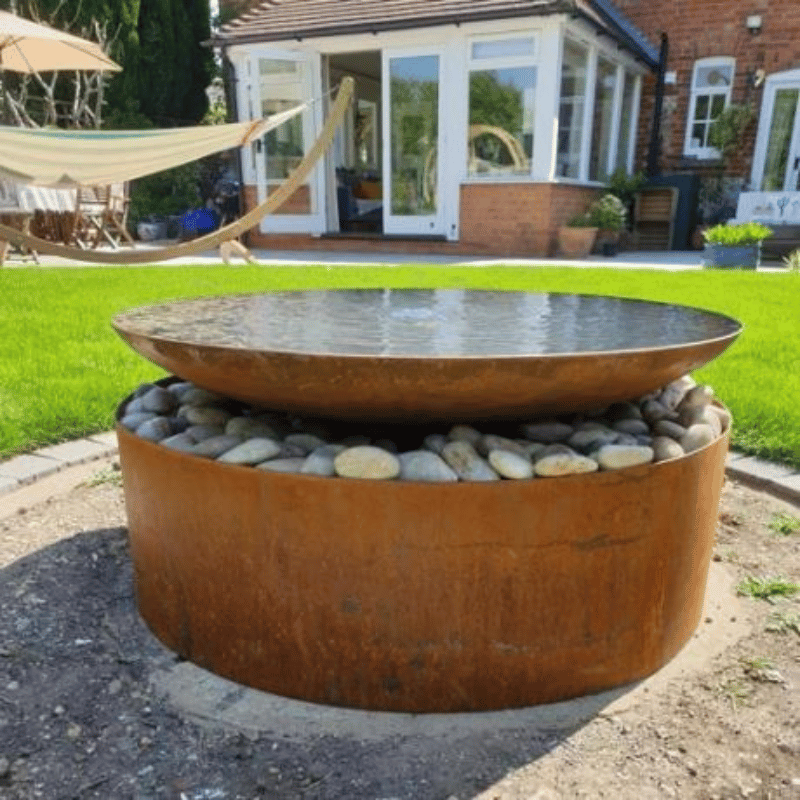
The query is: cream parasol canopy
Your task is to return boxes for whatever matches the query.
[0,10,120,73]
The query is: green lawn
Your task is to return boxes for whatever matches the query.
[1,264,798,467]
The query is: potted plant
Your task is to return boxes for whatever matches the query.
[586,193,627,256]
[557,213,599,258]
[702,222,772,269]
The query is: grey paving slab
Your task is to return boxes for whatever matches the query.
[0,453,61,484]
[88,431,119,451]
[0,475,21,496]
[766,472,800,504]
[725,450,747,463]
[725,455,797,482]
[36,438,114,465]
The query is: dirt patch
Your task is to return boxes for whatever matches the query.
[0,464,798,800]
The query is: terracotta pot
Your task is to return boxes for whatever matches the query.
[558,226,598,258]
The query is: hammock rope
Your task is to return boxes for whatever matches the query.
[0,77,354,264]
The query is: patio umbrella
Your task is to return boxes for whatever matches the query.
[0,10,121,73]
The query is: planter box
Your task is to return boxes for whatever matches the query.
[703,242,760,269]
[558,226,598,258]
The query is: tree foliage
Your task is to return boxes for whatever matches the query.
[1,0,214,127]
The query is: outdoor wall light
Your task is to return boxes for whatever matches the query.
[746,15,762,34]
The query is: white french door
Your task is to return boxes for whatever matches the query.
[752,69,800,192]
[249,49,326,234]
[381,47,447,236]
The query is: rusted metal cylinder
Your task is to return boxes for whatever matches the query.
[118,406,729,713]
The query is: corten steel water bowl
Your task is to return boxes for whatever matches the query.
[112,290,741,422]
[114,290,742,712]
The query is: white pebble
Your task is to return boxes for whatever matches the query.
[652,436,685,462]
[257,457,306,473]
[596,444,654,470]
[217,437,282,465]
[680,423,717,453]
[334,446,400,480]
[192,434,243,459]
[441,441,499,481]
[534,452,598,477]
[488,450,534,479]
[398,450,459,482]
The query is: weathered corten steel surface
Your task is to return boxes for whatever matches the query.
[117,418,729,712]
[112,290,741,422]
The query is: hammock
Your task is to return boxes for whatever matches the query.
[0,105,309,188]
[0,77,354,263]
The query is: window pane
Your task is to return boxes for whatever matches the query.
[614,72,636,173]
[710,94,726,117]
[762,87,799,191]
[468,67,535,176]
[589,57,617,182]
[692,123,706,147]
[694,95,710,121]
[471,37,535,60]
[695,64,733,89]
[259,58,312,214]
[556,39,588,179]
[389,55,439,215]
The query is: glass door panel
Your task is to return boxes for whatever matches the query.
[761,87,800,191]
[252,52,325,233]
[383,50,444,235]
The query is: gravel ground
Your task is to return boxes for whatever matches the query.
[0,460,798,800]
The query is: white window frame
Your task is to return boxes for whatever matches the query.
[553,28,644,185]
[464,31,539,181]
[750,68,800,192]
[683,56,735,159]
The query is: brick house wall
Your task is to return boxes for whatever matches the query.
[459,184,599,255]
[617,0,800,188]
[244,183,600,256]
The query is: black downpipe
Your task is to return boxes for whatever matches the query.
[647,32,668,178]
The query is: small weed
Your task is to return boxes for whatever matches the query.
[741,655,775,672]
[737,576,800,601]
[721,548,740,564]
[765,610,800,636]
[717,677,752,709]
[740,656,786,685]
[783,248,800,272]
[769,512,800,536]
[83,466,123,488]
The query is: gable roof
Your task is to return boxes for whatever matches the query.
[213,0,659,69]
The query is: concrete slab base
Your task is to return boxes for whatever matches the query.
[150,563,749,743]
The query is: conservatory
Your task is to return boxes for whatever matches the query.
[216,0,658,255]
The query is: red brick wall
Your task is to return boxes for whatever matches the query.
[460,183,599,255]
[242,182,599,256]
[616,0,800,182]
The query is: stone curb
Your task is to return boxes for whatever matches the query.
[0,432,118,496]
[0,435,798,507]
[725,451,800,506]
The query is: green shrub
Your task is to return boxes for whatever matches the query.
[586,193,627,231]
[567,193,627,231]
[703,222,772,246]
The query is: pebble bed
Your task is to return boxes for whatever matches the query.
[118,375,728,482]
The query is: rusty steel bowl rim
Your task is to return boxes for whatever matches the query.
[111,290,743,362]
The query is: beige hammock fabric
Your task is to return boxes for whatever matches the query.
[0,104,309,188]
[0,78,354,264]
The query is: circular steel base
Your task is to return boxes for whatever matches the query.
[118,412,729,712]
